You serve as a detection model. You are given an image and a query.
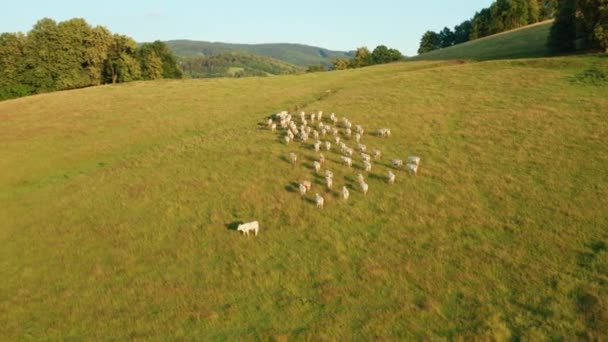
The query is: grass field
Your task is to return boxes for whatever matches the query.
[412,21,554,61]
[1,55,607,339]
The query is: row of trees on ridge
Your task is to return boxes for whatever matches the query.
[331,45,403,70]
[418,0,559,54]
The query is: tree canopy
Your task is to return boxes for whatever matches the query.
[549,0,608,53]
[0,18,182,101]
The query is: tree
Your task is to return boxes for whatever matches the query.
[528,0,541,23]
[439,27,455,48]
[22,18,62,93]
[418,31,441,54]
[306,64,326,72]
[350,47,372,68]
[148,41,182,78]
[548,0,577,52]
[0,32,31,100]
[540,0,559,20]
[138,44,163,80]
[454,20,472,44]
[470,8,493,39]
[84,26,113,85]
[104,34,141,83]
[332,58,350,70]
[56,18,95,90]
[371,45,390,64]
[578,0,608,52]
[387,48,403,61]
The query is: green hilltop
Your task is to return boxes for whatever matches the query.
[412,20,554,61]
[164,40,353,67]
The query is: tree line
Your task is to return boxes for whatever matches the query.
[549,0,608,53]
[331,45,403,70]
[0,18,182,101]
[180,52,300,78]
[418,0,558,54]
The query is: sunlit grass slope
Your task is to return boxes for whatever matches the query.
[412,21,554,61]
[1,56,607,340]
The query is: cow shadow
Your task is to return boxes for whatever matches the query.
[225,221,243,231]
[285,182,299,193]
[368,173,386,181]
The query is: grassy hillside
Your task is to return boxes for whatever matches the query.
[1,56,607,340]
[165,40,352,67]
[412,20,554,61]
[180,52,302,78]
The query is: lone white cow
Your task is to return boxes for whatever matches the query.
[237,221,259,236]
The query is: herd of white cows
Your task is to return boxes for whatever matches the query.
[237,110,422,237]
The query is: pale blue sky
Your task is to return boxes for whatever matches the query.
[1,0,493,56]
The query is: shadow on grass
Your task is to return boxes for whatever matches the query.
[285,182,299,193]
[368,173,386,181]
[303,197,317,205]
[225,221,244,231]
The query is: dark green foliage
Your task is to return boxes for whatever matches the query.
[179,52,300,78]
[454,20,473,44]
[418,31,441,54]
[0,33,33,100]
[0,18,182,101]
[371,45,403,64]
[306,64,326,73]
[573,66,608,84]
[350,47,372,68]
[331,45,401,70]
[103,34,141,83]
[147,41,182,79]
[548,0,608,53]
[548,0,577,52]
[439,27,456,48]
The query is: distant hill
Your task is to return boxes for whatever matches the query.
[164,40,353,67]
[180,52,302,78]
[411,20,553,61]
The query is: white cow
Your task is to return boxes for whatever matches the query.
[363,160,372,172]
[299,183,307,196]
[315,194,324,209]
[392,159,403,168]
[342,186,350,200]
[360,182,369,195]
[407,156,421,166]
[313,161,321,173]
[372,149,381,159]
[237,221,259,236]
[406,163,419,175]
[302,180,312,191]
[325,176,333,190]
[342,156,353,168]
[325,141,331,151]
[388,171,396,184]
[289,152,297,165]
